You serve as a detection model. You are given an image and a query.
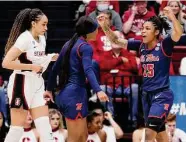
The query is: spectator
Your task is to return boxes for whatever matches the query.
[180,57,186,75]
[85,0,120,15]
[87,111,107,142]
[0,74,9,126]
[166,113,186,142]
[19,112,40,142]
[160,0,186,14]
[90,102,123,142]
[89,0,123,31]
[162,1,186,35]
[0,111,9,142]
[132,113,157,142]
[97,31,139,121]
[89,11,116,61]
[122,0,155,40]
[49,109,68,142]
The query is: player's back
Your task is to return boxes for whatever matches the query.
[66,38,93,86]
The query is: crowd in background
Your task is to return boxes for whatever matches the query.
[1,0,186,141]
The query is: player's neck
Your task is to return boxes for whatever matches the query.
[29,30,39,42]
[52,126,59,132]
[24,125,32,132]
[147,39,158,49]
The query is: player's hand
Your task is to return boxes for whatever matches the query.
[51,53,59,61]
[96,13,108,28]
[31,64,43,73]
[43,90,54,103]
[96,91,109,102]
[131,5,138,15]
[104,111,113,120]
[163,6,175,21]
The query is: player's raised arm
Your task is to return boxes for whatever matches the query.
[96,13,128,48]
[163,6,183,42]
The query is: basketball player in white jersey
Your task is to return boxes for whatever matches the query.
[49,109,67,142]
[92,105,123,142]
[133,114,156,142]
[2,8,58,142]
[133,128,157,142]
[19,112,39,142]
[87,111,106,142]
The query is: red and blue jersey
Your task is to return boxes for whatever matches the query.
[140,36,175,92]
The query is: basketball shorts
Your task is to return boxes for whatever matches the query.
[55,84,88,120]
[141,87,174,122]
[8,73,46,110]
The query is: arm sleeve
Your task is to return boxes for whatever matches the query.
[46,43,68,91]
[80,44,102,93]
[162,35,175,56]
[127,39,142,51]
[13,33,29,52]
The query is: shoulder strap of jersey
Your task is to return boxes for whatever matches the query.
[139,42,145,56]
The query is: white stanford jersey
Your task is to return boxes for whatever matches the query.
[13,30,54,75]
[19,129,38,142]
[53,130,65,142]
[87,132,101,142]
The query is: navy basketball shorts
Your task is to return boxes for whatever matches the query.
[141,88,174,122]
[55,84,88,120]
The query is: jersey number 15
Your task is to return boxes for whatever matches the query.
[143,64,154,77]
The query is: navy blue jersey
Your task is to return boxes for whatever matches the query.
[47,38,101,93]
[140,36,175,91]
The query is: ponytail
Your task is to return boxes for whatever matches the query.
[59,33,79,89]
[5,8,31,55]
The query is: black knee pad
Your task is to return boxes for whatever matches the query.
[159,124,166,132]
[146,117,165,132]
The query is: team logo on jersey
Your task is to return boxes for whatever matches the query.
[164,104,170,111]
[15,98,21,106]
[54,137,58,142]
[22,137,30,142]
[155,46,159,51]
[157,43,160,47]
[76,103,83,110]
